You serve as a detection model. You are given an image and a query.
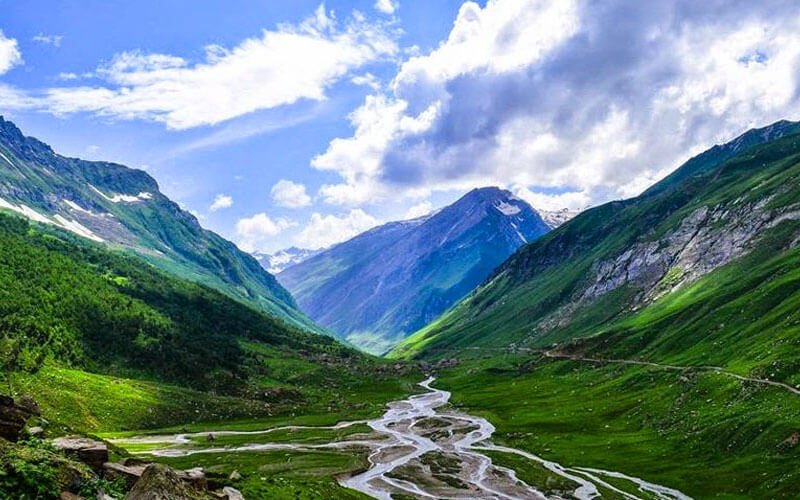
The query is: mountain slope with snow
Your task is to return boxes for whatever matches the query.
[254,247,321,274]
[278,187,551,353]
[0,116,321,333]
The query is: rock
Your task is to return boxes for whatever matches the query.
[435,358,459,369]
[17,395,41,416]
[778,431,800,450]
[176,467,207,491]
[0,394,37,441]
[221,487,244,500]
[60,492,83,500]
[105,461,208,492]
[104,461,147,490]
[228,470,241,481]
[52,436,109,472]
[28,425,45,437]
[122,457,152,467]
[124,464,208,500]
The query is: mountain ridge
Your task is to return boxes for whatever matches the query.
[279,186,552,353]
[391,119,800,361]
[0,116,320,333]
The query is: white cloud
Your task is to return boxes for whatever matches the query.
[295,209,380,249]
[351,72,382,90]
[58,72,79,80]
[5,5,398,129]
[0,30,22,75]
[513,186,590,212]
[236,213,296,252]
[32,33,63,47]
[313,0,800,210]
[85,144,100,154]
[374,0,399,15]
[209,194,234,211]
[271,179,312,208]
[404,200,433,219]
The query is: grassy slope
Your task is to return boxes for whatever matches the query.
[0,201,421,498]
[436,357,800,498]
[389,128,800,498]
[393,129,800,363]
[0,211,420,431]
[0,118,321,333]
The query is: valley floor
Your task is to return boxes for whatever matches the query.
[435,355,800,499]
[11,353,800,499]
[111,377,691,500]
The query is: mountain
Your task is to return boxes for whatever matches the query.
[253,247,320,274]
[536,207,580,228]
[392,120,800,360]
[278,187,551,353]
[0,211,350,393]
[0,117,319,333]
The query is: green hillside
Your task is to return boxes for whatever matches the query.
[0,117,322,334]
[393,121,800,371]
[386,122,800,498]
[0,211,416,432]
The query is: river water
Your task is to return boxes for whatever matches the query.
[116,377,691,499]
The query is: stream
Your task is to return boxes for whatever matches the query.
[115,378,692,499]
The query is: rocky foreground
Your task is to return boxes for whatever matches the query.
[1,394,244,499]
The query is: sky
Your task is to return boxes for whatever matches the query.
[1,0,800,253]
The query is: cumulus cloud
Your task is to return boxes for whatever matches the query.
[3,5,397,129]
[374,0,399,15]
[295,209,380,249]
[404,200,433,219]
[314,0,800,209]
[271,180,312,208]
[209,194,234,211]
[0,30,22,75]
[236,213,296,252]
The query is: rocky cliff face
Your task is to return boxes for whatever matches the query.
[392,119,800,359]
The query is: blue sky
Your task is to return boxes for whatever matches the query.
[2,0,800,252]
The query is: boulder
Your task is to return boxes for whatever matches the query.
[52,436,109,472]
[105,461,211,494]
[175,467,207,491]
[27,425,45,437]
[124,464,209,500]
[17,395,41,416]
[104,461,148,490]
[221,487,244,500]
[0,394,37,441]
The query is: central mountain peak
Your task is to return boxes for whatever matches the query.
[276,186,554,354]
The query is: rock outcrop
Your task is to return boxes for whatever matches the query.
[52,436,109,472]
[0,394,40,441]
[124,464,207,500]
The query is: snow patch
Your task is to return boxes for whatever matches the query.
[510,222,528,244]
[254,247,319,274]
[52,215,104,242]
[90,184,153,203]
[0,149,14,167]
[495,201,521,216]
[0,196,104,242]
[15,203,52,225]
[63,199,113,218]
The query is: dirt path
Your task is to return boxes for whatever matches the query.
[542,351,800,396]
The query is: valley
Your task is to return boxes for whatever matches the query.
[111,377,691,500]
[2,117,800,499]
